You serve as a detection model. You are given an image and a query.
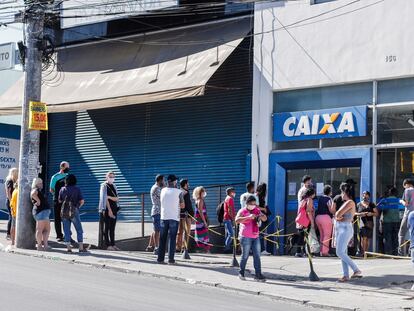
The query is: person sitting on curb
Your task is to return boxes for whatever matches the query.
[235,195,267,282]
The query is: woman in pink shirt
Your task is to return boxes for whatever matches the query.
[235,195,267,282]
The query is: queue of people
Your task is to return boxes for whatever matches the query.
[294,174,414,282]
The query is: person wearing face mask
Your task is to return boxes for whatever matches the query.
[31,178,51,251]
[50,161,70,242]
[298,175,312,205]
[236,196,267,282]
[99,171,120,250]
[355,191,378,256]
[193,186,211,253]
[335,183,362,282]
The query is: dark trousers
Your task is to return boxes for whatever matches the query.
[383,222,400,255]
[54,201,63,239]
[6,199,11,235]
[157,220,179,263]
[104,214,117,247]
[259,221,268,252]
[99,213,105,249]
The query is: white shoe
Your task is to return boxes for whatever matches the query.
[261,250,271,256]
[411,283,414,291]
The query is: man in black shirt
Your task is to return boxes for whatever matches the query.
[176,179,194,252]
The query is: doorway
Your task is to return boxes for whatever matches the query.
[285,166,361,235]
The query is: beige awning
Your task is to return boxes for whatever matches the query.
[0,17,250,114]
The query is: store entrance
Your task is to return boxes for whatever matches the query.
[285,166,361,235]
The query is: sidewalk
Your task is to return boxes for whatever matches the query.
[0,234,413,311]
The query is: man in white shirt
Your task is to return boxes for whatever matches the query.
[240,181,259,209]
[297,175,312,203]
[157,174,185,265]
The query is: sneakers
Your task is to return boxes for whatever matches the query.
[57,237,64,242]
[79,248,89,253]
[411,283,414,291]
[294,252,304,258]
[146,246,154,252]
[168,260,176,265]
[254,274,267,282]
[238,272,246,281]
[261,250,271,256]
[153,248,159,255]
[6,234,11,240]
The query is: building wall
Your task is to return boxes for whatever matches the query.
[252,0,414,185]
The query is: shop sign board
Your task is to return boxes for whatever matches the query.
[29,101,48,131]
[273,105,367,142]
[61,0,178,29]
[0,43,15,71]
[0,124,20,212]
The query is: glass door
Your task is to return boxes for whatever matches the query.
[284,166,361,236]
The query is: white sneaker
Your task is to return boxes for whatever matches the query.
[261,250,271,256]
[411,283,414,291]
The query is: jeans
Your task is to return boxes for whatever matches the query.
[54,201,64,239]
[315,215,333,255]
[398,211,410,255]
[239,236,262,276]
[157,219,179,263]
[383,222,400,255]
[6,199,11,235]
[62,209,83,244]
[224,220,234,251]
[336,222,359,278]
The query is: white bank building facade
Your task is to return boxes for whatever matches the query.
[252,0,414,253]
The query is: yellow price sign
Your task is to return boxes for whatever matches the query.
[29,101,48,131]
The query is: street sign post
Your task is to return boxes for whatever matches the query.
[0,43,15,71]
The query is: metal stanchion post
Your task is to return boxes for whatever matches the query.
[182,214,191,260]
[231,223,239,267]
[305,230,320,282]
[141,193,145,238]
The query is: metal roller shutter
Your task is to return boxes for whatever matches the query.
[46,37,253,222]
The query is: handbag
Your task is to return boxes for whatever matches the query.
[296,200,310,228]
[308,227,320,254]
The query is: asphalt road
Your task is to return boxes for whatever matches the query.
[0,252,308,311]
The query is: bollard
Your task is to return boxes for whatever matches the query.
[305,230,320,282]
[230,223,239,267]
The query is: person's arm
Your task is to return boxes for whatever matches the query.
[49,175,55,194]
[259,210,267,222]
[306,198,315,227]
[230,198,235,221]
[328,199,336,215]
[335,201,353,220]
[235,210,255,224]
[78,189,85,208]
[179,192,185,209]
[31,189,41,207]
[5,181,12,200]
[58,188,64,204]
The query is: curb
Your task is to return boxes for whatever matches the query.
[2,247,360,311]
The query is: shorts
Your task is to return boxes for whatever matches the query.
[359,227,373,239]
[32,209,51,222]
[11,217,16,228]
[152,214,161,232]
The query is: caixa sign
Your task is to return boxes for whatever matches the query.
[273,105,367,142]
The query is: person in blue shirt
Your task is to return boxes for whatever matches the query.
[379,187,401,255]
[49,161,70,242]
[407,211,414,290]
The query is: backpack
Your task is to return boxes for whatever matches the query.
[216,201,225,224]
[61,192,76,219]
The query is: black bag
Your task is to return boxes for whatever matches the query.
[216,201,225,224]
[61,193,76,219]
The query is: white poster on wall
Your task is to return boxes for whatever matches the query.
[0,137,20,211]
[316,183,324,196]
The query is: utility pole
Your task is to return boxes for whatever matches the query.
[16,2,45,249]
